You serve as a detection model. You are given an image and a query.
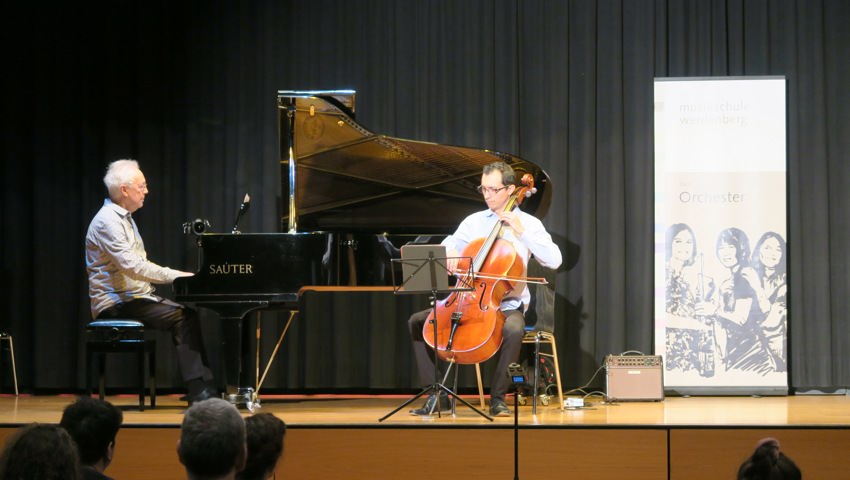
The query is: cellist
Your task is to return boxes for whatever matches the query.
[407,161,562,417]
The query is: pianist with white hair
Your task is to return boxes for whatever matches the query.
[85,159,217,405]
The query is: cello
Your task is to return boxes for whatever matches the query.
[423,174,538,365]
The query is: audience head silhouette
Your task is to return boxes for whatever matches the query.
[237,413,287,480]
[0,423,81,480]
[178,398,247,480]
[737,437,801,480]
[60,396,123,477]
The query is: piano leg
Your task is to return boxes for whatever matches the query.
[220,317,243,396]
[219,316,258,412]
[215,317,252,413]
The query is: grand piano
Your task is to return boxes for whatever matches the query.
[174,90,553,400]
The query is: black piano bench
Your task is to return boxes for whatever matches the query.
[85,320,156,411]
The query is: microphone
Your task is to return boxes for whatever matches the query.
[231,193,251,234]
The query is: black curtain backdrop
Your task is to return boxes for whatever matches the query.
[1,0,848,393]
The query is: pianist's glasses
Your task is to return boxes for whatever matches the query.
[476,185,509,195]
[128,181,149,192]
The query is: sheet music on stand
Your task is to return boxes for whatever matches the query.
[393,244,452,294]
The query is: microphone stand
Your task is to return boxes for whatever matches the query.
[514,386,520,480]
[506,367,527,480]
[231,193,250,234]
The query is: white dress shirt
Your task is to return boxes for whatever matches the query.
[441,208,562,311]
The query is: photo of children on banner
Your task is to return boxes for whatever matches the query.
[665,224,788,377]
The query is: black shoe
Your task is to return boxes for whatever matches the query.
[179,385,213,401]
[409,393,451,416]
[489,399,511,417]
[186,387,218,406]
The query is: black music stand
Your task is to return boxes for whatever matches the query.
[378,245,493,422]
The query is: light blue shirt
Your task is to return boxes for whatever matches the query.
[441,208,562,311]
[85,199,183,318]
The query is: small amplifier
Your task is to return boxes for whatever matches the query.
[604,354,664,402]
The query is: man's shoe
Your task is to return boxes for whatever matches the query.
[186,387,218,406]
[489,399,511,417]
[409,393,451,416]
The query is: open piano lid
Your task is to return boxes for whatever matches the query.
[278,90,552,234]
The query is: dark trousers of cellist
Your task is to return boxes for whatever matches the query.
[407,309,526,416]
[405,161,563,417]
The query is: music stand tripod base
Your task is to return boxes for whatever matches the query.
[379,250,492,422]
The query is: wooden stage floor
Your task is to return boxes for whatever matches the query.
[2,393,849,479]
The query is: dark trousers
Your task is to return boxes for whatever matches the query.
[408,308,525,401]
[97,298,213,384]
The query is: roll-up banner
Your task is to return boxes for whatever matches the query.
[653,77,788,395]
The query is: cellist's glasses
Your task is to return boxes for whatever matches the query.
[476,185,509,195]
